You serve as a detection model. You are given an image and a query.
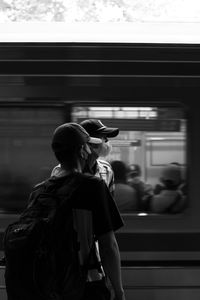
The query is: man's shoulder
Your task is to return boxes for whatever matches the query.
[77,173,108,198]
[80,172,105,185]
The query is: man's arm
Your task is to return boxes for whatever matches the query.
[98,231,126,300]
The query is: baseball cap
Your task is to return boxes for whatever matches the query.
[80,119,119,138]
[127,164,141,176]
[160,164,181,185]
[52,122,101,153]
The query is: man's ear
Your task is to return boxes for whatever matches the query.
[80,147,85,158]
[80,146,88,159]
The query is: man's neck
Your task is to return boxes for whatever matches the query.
[84,160,98,175]
[60,163,81,174]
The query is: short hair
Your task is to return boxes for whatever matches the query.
[127,164,141,177]
[160,164,181,188]
[54,147,80,168]
[111,160,127,183]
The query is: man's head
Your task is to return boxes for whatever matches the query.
[111,160,127,183]
[80,119,119,138]
[51,122,101,170]
[127,164,141,178]
[160,164,182,189]
[80,119,119,158]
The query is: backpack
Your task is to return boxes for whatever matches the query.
[3,173,88,300]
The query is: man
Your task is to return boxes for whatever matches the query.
[52,119,119,196]
[127,164,153,211]
[51,123,126,300]
[80,119,119,196]
[111,160,138,212]
[151,163,186,214]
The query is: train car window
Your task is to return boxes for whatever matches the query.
[72,105,187,215]
[0,106,63,213]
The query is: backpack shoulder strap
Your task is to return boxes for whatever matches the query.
[27,174,81,210]
[40,173,84,213]
[55,173,84,208]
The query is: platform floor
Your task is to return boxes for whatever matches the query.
[1,266,200,300]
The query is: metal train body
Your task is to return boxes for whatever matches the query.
[0,43,200,299]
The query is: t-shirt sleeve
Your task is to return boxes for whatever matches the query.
[86,177,124,237]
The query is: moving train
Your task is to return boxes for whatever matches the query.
[0,42,200,299]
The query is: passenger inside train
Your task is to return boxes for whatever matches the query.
[126,164,153,212]
[151,163,187,214]
[110,160,138,213]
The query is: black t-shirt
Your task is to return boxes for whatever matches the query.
[71,172,124,237]
[34,172,123,237]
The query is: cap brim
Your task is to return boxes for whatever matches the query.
[88,136,102,144]
[98,128,119,138]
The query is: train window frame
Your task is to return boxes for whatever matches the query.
[71,102,188,217]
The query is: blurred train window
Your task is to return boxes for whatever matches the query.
[0,106,63,213]
[72,105,187,215]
